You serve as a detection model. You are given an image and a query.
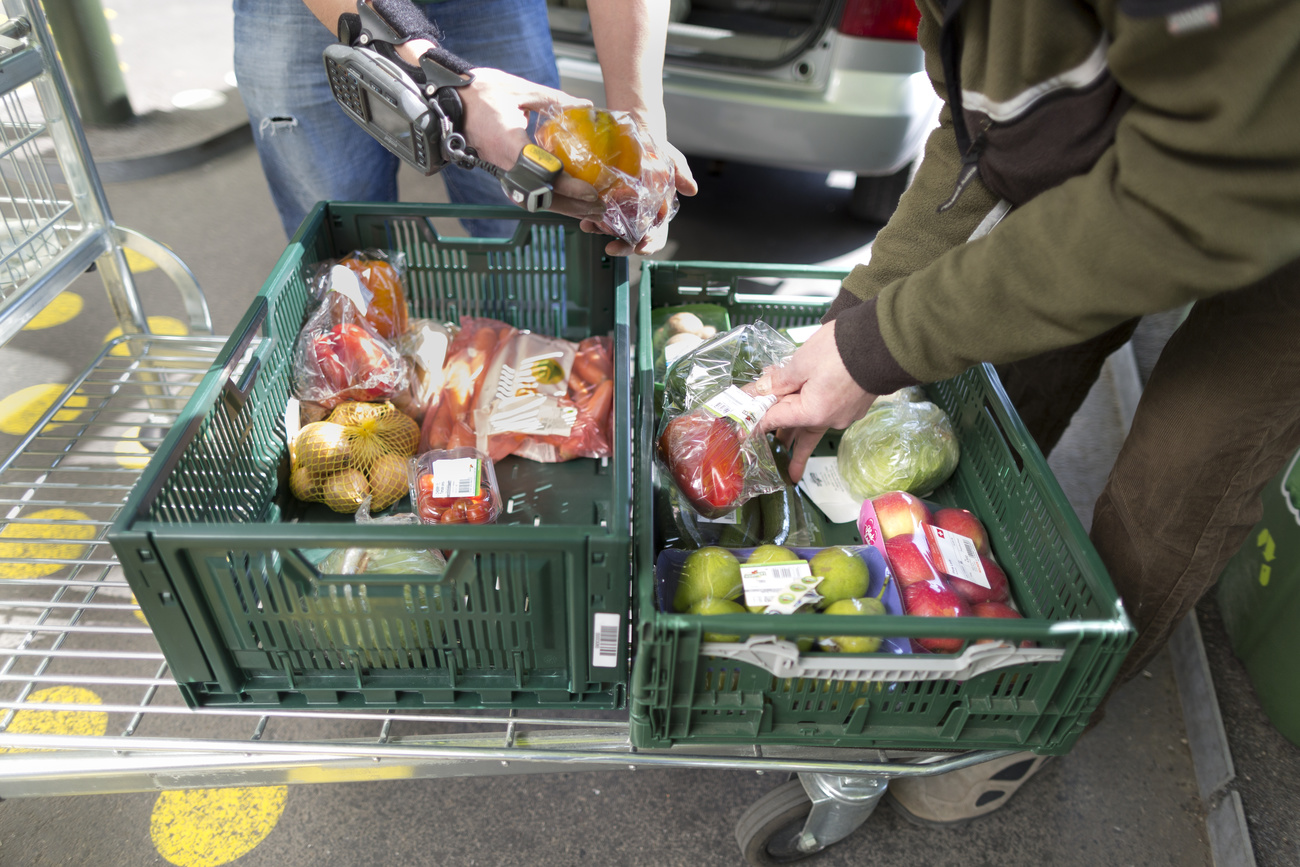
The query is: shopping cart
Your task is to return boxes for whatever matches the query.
[0,4,1131,865]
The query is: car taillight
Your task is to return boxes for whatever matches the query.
[838,0,921,41]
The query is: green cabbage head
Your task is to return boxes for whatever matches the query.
[836,400,960,499]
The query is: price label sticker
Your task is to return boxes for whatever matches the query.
[797,457,864,524]
[924,524,987,587]
[430,457,481,499]
[703,385,777,434]
[592,612,621,668]
[697,509,738,525]
[741,562,818,611]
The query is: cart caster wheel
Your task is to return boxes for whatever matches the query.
[736,779,825,866]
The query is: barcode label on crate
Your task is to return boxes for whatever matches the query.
[430,458,481,499]
[703,386,778,434]
[592,613,621,668]
[924,524,987,588]
[741,561,814,610]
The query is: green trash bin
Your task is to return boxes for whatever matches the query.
[1217,447,1300,747]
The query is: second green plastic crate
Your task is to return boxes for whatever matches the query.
[110,204,633,710]
[629,262,1136,755]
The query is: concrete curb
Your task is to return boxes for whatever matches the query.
[65,88,251,184]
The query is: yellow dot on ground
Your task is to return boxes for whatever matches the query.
[114,425,152,470]
[0,384,88,435]
[130,593,148,624]
[22,291,83,330]
[0,686,107,753]
[152,786,289,867]
[104,315,188,356]
[0,507,95,579]
[124,248,157,273]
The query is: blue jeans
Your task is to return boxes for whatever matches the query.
[233,0,560,238]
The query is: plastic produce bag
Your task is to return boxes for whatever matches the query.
[836,398,960,499]
[317,498,447,576]
[392,319,456,420]
[420,317,518,452]
[535,106,678,247]
[309,249,410,340]
[410,447,503,525]
[291,276,408,411]
[656,322,796,519]
[859,491,1026,653]
[650,304,730,381]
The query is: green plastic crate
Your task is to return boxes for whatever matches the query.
[629,262,1136,754]
[110,203,633,710]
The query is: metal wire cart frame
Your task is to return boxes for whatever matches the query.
[0,4,1122,864]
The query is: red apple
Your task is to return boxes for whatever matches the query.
[885,536,940,588]
[931,507,989,555]
[972,601,1036,647]
[871,491,931,540]
[948,556,1009,605]
[903,577,972,653]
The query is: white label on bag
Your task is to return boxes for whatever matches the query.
[414,326,449,374]
[785,324,820,345]
[697,509,738,525]
[329,264,368,316]
[797,457,864,524]
[741,561,813,609]
[925,524,987,587]
[702,386,777,434]
[592,612,621,668]
[430,458,481,499]
[664,334,704,367]
[487,394,576,437]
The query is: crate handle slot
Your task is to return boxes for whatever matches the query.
[698,636,1064,682]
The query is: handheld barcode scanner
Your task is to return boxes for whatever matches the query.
[324,0,562,212]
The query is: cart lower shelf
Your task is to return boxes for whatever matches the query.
[0,333,1007,799]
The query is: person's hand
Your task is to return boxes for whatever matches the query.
[751,320,878,482]
[456,67,607,223]
[584,139,698,257]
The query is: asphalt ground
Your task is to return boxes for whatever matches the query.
[0,2,1295,866]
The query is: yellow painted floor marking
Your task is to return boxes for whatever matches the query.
[0,686,107,753]
[114,425,152,470]
[123,248,157,273]
[0,384,88,435]
[22,291,83,330]
[0,507,95,579]
[130,592,148,624]
[104,315,188,356]
[151,786,289,867]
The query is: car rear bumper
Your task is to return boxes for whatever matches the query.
[554,60,940,177]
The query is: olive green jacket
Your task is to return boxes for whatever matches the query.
[827,0,1300,394]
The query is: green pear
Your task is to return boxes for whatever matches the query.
[675,547,742,612]
[689,597,748,642]
[819,596,885,653]
[810,547,870,609]
[746,544,799,565]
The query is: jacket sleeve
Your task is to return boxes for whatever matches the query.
[862,2,1300,388]
[825,7,1001,394]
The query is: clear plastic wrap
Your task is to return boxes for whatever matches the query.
[858,491,1026,653]
[650,304,730,381]
[291,278,408,410]
[419,317,518,452]
[308,248,410,340]
[316,498,447,576]
[534,106,678,247]
[836,398,960,499]
[655,322,796,519]
[392,319,456,420]
[410,447,503,525]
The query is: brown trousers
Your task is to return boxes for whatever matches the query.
[996,258,1300,695]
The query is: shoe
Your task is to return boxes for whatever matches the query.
[887,751,1052,828]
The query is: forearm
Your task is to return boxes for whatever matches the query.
[587,0,669,133]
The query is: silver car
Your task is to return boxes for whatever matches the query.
[547,0,940,222]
